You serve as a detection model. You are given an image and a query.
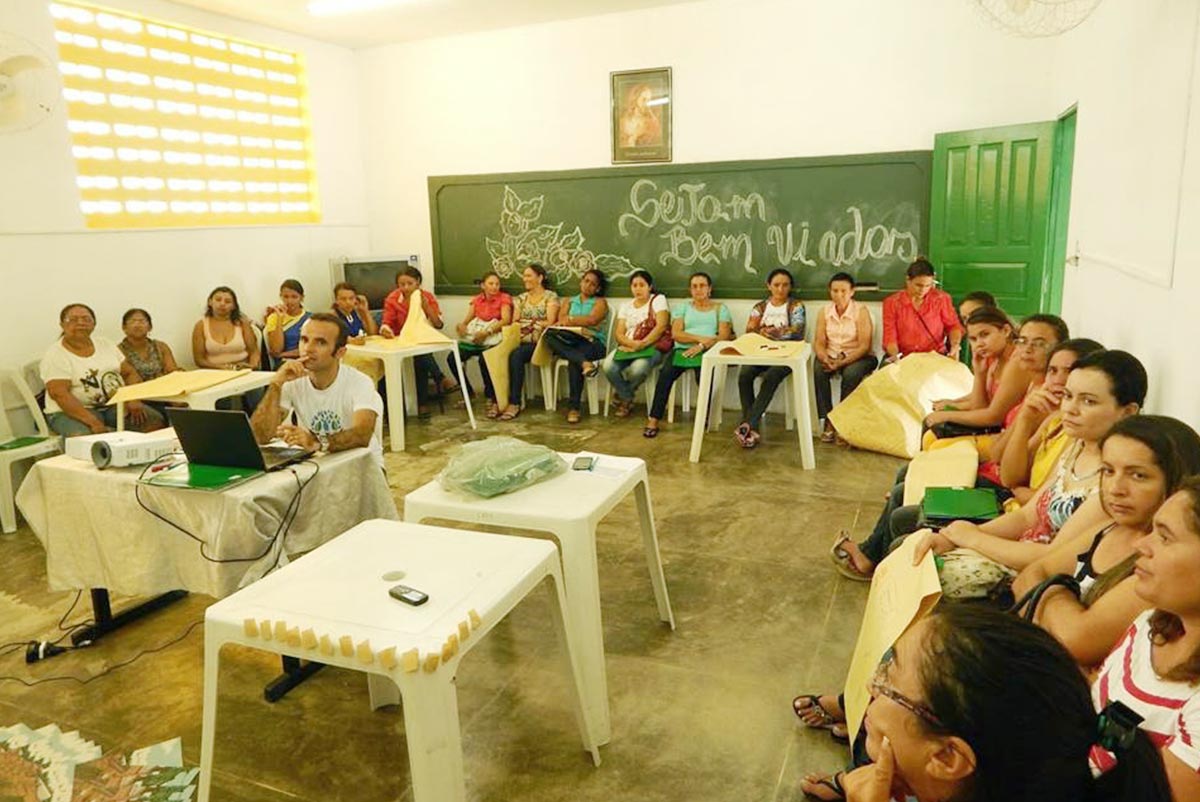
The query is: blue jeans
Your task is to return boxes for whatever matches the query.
[601,349,665,401]
[47,404,166,437]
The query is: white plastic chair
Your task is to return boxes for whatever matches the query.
[1,364,60,533]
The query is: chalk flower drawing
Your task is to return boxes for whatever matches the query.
[485,186,638,285]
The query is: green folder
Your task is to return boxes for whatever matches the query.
[141,463,262,491]
[0,436,49,451]
[921,487,1000,524]
[613,346,658,362]
[672,350,703,368]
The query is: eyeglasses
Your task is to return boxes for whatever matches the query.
[869,647,943,729]
[1014,337,1052,351]
[63,315,95,324]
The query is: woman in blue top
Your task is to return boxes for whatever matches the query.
[331,281,378,344]
[643,272,733,438]
[263,278,311,365]
[543,268,610,424]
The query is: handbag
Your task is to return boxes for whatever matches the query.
[630,295,673,353]
[1010,573,1081,621]
[464,317,502,347]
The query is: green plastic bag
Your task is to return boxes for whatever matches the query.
[438,436,568,498]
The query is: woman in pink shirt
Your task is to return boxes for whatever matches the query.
[813,271,877,443]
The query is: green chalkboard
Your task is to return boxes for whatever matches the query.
[429,151,931,300]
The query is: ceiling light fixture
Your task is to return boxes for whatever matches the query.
[307,0,413,17]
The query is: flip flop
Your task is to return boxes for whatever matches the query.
[498,406,521,421]
[830,532,872,582]
[566,409,581,424]
[485,402,500,420]
[792,695,840,729]
[743,430,761,449]
[642,426,659,439]
[800,771,846,802]
[734,422,751,446]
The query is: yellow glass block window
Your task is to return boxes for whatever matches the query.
[50,1,320,228]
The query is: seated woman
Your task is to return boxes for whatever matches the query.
[263,279,310,365]
[331,281,378,344]
[1012,415,1200,667]
[381,266,451,417]
[799,604,1169,802]
[735,268,808,446]
[922,306,1032,448]
[955,290,996,364]
[810,271,875,444]
[500,263,559,421]
[601,270,670,418]
[453,271,513,419]
[912,350,1147,580]
[833,319,1078,581]
[644,271,733,438]
[543,268,609,424]
[41,303,164,436]
[118,308,180,381]
[193,286,261,371]
[1092,478,1200,801]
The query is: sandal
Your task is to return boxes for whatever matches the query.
[829,723,850,744]
[800,771,846,802]
[642,426,659,439]
[792,694,842,729]
[830,532,872,582]
[613,400,633,418]
[743,430,761,449]
[498,406,522,421]
[734,422,752,446]
[485,401,500,420]
[566,409,581,424]
[583,362,600,379]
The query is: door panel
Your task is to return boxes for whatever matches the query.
[930,122,1057,317]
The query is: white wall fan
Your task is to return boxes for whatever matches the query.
[0,32,60,133]
[975,0,1103,37]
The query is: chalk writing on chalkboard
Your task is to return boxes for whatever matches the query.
[484,186,639,286]
[483,183,920,289]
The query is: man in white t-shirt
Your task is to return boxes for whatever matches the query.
[250,313,384,469]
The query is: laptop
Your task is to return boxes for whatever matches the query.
[166,408,311,472]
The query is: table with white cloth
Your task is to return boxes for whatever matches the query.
[688,343,818,468]
[16,449,398,647]
[345,340,476,452]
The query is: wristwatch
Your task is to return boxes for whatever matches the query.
[316,433,329,452]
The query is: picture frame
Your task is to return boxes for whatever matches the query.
[610,67,672,164]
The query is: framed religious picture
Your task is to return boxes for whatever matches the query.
[611,67,672,163]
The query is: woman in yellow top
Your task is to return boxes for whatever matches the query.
[263,278,311,365]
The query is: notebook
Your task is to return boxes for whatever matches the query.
[920,487,1000,525]
[142,462,261,491]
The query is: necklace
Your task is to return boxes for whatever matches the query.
[1069,445,1101,483]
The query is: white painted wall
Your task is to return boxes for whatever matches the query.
[1051,0,1200,426]
[358,0,1058,282]
[0,0,369,370]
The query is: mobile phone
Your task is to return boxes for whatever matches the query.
[388,584,429,606]
[571,456,595,471]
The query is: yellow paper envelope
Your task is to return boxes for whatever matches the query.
[902,440,980,506]
[397,289,452,346]
[108,368,249,405]
[843,531,942,742]
[718,332,804,358]
[483,323,521,405]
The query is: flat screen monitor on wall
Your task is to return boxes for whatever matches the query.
[330,255,419,311]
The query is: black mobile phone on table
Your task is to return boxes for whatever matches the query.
[572,456,595,471]
[388,584,429,606]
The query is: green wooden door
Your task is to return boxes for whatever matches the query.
[929,122,1057,317]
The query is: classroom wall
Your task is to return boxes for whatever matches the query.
[0,0,369,370]
[1051,0,1200,426]
[358,0,1059,308]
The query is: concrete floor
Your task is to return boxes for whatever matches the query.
[0,400,902,801]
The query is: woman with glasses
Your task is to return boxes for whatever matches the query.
[40,303,165,436]
[799,604,1169,802]
[829,316,1073,583]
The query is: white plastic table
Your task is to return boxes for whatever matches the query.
[197,520,600,802]
[402,451,675,745]
[345,340,476,452]
[688,345,817,468]
[114,371,277,431]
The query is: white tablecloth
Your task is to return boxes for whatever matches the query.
[15,450,399,598]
